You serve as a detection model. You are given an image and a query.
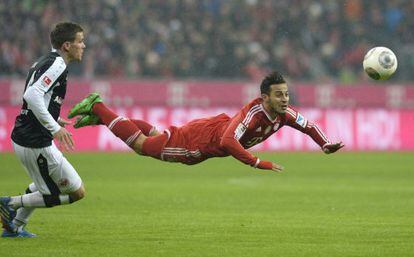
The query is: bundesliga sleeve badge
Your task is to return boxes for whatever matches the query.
[295,113,307,128]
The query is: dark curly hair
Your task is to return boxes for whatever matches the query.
[50,22,83,49]
[260,71,286,95]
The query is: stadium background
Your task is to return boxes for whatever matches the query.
[1,0,414,151]
[1,1,414,257]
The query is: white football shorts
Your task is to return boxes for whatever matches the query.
[13,142,82,195]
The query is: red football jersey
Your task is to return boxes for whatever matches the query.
[161,98,330,168]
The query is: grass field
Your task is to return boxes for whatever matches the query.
[0,152,413,257]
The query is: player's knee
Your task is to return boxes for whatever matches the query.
[43,194,62,207]
[132,133,147,154]
[70,186,86,202]
[149,129,161,137]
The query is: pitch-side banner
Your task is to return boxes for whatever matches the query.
[1,107,413,152]
[2,80,414,108]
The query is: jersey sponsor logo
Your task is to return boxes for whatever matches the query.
[295,113,307,128]
[42,76,52,86]
[245,136,263,148]
[234,123,247,140]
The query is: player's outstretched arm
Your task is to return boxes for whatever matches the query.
[323,141,345,154]
[284,107,345,154]
[221,111,283,172]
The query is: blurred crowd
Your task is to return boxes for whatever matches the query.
[1,0,414,82]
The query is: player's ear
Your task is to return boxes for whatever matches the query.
[261,93,270,101]
[61,41,71,52]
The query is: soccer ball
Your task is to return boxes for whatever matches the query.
[363,47,397,80]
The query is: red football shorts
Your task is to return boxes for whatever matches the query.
[142,128,206,165]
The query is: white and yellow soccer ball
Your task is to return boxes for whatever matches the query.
[363,46,398,80]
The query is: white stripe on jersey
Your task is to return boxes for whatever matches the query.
[162,147,202,157]
[234,104,262,141]
[164,147,201,154]
[242,104,261,125]
[285,107,297,118]
[310,124,329,143]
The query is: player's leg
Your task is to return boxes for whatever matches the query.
[92,102,149,153]
[74,115,160,137]
[68,94,181,162]
[1,143,84,237]
[18,144,86,208]
[12,183,36,231]
[69,94,158,136]
[73,114,161,138]
[130,119,161,136]
[68,93,148,153]
[70,93,161,136]
[1,183,40,238]
[136,133,168,159]
[4,143,84,209]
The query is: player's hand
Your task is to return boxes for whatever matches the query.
[272,162,284,172]
[58,117,72,127]
[323,141,345,154]
[54,127,74,151]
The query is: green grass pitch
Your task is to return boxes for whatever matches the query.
[0,152,413,257]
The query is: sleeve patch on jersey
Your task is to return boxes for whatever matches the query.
[234,123,247,140]
[42,76,52,86]
[295,113,307,128]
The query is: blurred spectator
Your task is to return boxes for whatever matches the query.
[0,0,413,82]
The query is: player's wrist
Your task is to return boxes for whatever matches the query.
[322,142,331,150]
[51,123,62,135]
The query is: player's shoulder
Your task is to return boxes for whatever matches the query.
[239,98,265,125]
[34,51,66,72]
[46,51,66,70]
[243,98,262,110]
[242,98,263,116]
[284,105,298,119]
[284,105,308,127]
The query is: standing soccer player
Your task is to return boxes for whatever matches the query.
[0,22,86,238]
[68,71,344,171]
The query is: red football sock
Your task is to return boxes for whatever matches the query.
[130,119,155,136]
[92,103,142,147]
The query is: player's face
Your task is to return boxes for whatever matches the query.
[262,83,289,114]
[67,32,86,62]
